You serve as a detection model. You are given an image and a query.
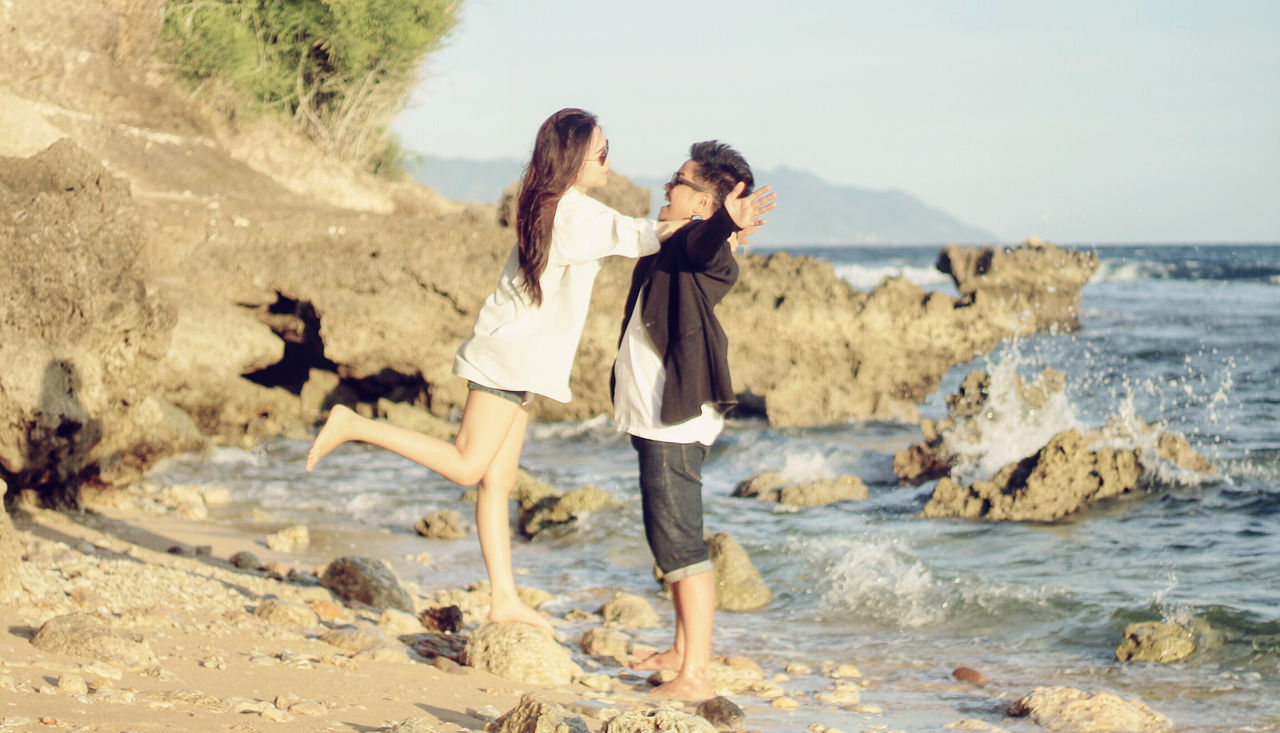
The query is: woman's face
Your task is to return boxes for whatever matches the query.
[572,127,610,191]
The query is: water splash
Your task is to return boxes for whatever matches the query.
[778,449,840,483]
[943,344,1082,484]
[1091,258,1173,282]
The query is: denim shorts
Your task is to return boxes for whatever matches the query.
[630,435,713,582]
[468,381,532,407]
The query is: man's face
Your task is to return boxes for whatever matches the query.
[658,160,712,222]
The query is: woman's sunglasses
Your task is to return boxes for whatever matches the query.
[586,140,609,165]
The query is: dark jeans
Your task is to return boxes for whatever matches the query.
[631,435,713,582]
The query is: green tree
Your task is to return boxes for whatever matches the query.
[161,0,459,168]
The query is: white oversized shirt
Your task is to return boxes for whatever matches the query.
[453,187,660,403]
[613,292,724,446]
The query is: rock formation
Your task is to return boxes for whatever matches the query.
[923,429,1144,522]
[463,623,583,686]
[1116,621,1196,663]
[2,0,1100,507]
[1008,686,1173,732]
[319,556,414,613]
[900,365,1216,521]
[733,471,869,507]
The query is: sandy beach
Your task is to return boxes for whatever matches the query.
[2,472,1193,733]
[0,486,908,733]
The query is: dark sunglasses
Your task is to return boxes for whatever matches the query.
[668,172,710,195]
[587,140,609,165]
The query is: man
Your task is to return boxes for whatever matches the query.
[611,141,774,701]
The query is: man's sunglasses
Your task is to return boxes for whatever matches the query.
[669,172,710,195]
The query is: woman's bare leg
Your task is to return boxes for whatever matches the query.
[473,404,551,630]
[306,391,518,486]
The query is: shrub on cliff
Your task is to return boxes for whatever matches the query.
[159,0,458,169]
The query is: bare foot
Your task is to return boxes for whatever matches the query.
[306,404,356,472]
[631,648,682,672]
[649,672,715,702]
[488,598,555,633]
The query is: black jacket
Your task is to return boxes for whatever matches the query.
[611,204,740,425]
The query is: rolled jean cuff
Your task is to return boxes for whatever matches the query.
[663,559,714,583]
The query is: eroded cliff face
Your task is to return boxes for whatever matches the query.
[0,0,1097,504]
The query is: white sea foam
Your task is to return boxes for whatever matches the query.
[1092,258,1172,282]
[790,535,1067,632]
[528,414,613,440]
[944,347,1082,484]
[777,449,839,483]
[801,535,946,629]
[834,263,953,292]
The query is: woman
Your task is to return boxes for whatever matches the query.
[304,108,688,631]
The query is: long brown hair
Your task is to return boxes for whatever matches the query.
[516,108,598,306]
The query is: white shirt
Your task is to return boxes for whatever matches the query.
[453,187,660,403]
[613,293,724,445]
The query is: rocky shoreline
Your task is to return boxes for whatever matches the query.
[1,0,1103,507]
[0,484,1178,732]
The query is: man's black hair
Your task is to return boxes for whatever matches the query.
[689,140,753,210]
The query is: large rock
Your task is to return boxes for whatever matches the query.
[717,241,1097,426]
[320,556,414,613]
[733,472,868,507]
[908,363,1214,520]
[463,622,583,686]
[603,708,716,733]
[31,613,159,669]
[0,0,1108,492]
[1008,686,1173,732]
[895,367,1066,486]
[519,484,620,537]
[489,693,589,733]
[0,483,20,602]
[0,138,195,504]
[1116,621,1195,663]
[598,594,662,629]
[923,429,1144,522]
[938,239,1095,332]
[706,533,771,611]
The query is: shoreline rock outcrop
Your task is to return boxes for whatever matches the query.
[900,364,1216,521]
[2,0,1099,507]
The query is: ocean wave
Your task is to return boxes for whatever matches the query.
[834,263,954,291]
[1092,258,1174,282]
[527,414,615,441]
[1093,255,1280,283]
[787,535,1076,632]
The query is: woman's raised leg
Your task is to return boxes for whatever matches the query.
[306,391,519,486]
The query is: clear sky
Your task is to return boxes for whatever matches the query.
[392,1,1280,244]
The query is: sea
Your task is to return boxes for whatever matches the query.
[151,243,1280,732]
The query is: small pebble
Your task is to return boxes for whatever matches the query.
[696,695,746,730]
[952,667,989,685]
[57,674,88,695]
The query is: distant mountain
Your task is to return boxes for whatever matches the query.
[404,155,999,246]
[401,154,523,206]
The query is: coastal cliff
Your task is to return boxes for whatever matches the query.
[1,0,1095,503]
